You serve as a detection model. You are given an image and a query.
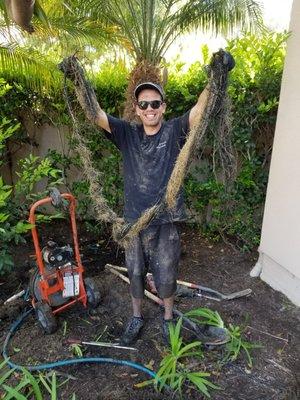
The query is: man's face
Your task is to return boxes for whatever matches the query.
[135,89,166,129]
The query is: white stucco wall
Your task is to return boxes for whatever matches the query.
[253,0,300,305]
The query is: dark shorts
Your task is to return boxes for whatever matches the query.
[125,223,181,299]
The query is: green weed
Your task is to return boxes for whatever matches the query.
[138,318,219,398]
[184,307,224,328]
[222,324,262,368]
[69,344,84,358]
[0,359,69,399]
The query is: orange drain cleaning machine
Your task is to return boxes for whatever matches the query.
[29,191,100,333]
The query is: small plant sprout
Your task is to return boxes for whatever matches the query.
[223,324,262,368]
[62,320,68,336]
[69,343,83,357]
[38,371,71,398]
[94,325,108,342]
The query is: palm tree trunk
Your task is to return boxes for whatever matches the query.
[5,0,35,33]
[123,60,163,122]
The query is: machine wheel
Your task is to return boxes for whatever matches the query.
[35,301,57,334]
[29,268,42,302]
[84,277,101,308]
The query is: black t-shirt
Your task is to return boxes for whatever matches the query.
[105,112,190,224]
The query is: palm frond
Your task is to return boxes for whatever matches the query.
[73,0,263,63]
[176,0,264,36]
[0,43,60,92]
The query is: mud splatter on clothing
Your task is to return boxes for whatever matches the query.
[105,112,190,224]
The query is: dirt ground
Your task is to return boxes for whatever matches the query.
[0,222,299,400]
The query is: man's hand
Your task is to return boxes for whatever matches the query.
[189,49,234,128]
[221,50,235,71]
[58,55,84,86]
[209,49,235,73]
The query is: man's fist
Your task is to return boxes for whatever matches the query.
[58,56,84,86]
[221,50,235,71]
[210,49,235,73]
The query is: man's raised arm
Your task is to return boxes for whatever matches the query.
[189,50,235,129]
[189,84,211,129]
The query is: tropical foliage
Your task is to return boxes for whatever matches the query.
[0,359,73,399]
[72,0,263,64]
[0,0,263,115]
[138,318,219,398]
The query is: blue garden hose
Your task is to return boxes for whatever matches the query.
[2,307,157,379]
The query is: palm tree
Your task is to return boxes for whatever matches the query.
[77,0,263,120]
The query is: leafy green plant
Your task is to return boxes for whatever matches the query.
[0,80,65,275]
[0,359,43,399]
[184,307,225,328]
[38,371,72,399]
[222,324,262,368]
[154,318,219,398]
[0,359,72,399]
[0,140,63,274]
[184,309,261,368]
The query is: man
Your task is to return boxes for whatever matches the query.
[92,80,212,345]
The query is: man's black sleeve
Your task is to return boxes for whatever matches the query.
[103,114,128,151]
[173,111,190,147]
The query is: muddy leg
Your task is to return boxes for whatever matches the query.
[163,295,174,320]
[131,296,142,318]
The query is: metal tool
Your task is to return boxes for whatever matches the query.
[105,264,252,302]
[66,338,137,351]
[177,279,252,301]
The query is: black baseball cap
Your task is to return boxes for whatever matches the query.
[134,82,165,101]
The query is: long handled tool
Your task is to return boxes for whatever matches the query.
[105,264,252,301]
[177,279,252,301]
[65,338,137,351]
[105,264,229,345]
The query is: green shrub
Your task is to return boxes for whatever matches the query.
[0,117,63,275]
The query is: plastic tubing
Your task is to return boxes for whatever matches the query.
[2,308,156,379]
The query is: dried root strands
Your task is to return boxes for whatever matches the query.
[165,49,237,210]
[58,58,121,233]
[58,56,101,125]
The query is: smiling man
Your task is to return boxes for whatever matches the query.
[89,80,217,346]
[60,48,235,346]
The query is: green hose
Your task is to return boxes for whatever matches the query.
[2,308,157,379]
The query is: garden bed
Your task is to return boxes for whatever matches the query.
[0,223,299,399]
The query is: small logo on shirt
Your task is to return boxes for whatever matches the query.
[156,141,166,149]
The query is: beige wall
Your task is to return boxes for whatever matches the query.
[1,122,80,188]
[252,0,300,305]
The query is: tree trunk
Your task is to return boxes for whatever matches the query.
[122,60,163,122]
[5,0,35,33]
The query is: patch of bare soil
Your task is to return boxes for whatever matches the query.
[0,222,299,399]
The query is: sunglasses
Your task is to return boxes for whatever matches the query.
[137,100,163,110]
